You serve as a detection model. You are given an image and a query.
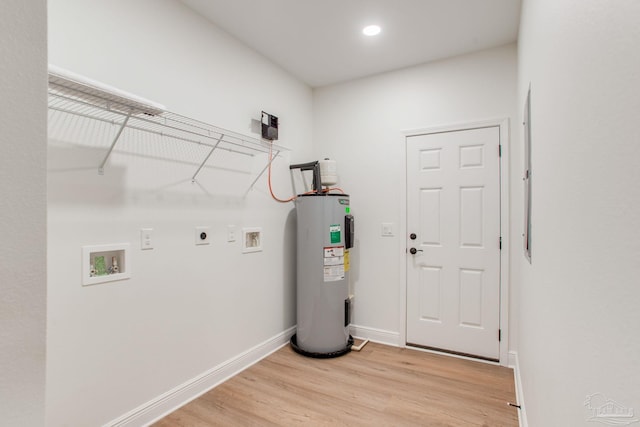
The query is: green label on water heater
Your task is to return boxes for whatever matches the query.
[330,225,341,243]
[345,207,350,214]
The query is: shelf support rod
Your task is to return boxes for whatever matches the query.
[191,134,224,182]
[98,112,132,175]
[247,149,280,191]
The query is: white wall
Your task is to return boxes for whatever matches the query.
[313,45,518,347]
[517,0,640,425]
[47,0,312,425]
[0,1,48,425]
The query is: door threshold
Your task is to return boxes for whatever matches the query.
[406,342,499,364]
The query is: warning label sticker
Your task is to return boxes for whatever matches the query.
[324,246,344,258]
[324,246,345,281]
[324,256,343,266]
[323,265,345,282]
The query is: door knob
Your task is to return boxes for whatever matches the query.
[410,233,417,240]
[409,247,423,255]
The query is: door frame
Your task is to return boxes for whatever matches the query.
[400,118,511,366]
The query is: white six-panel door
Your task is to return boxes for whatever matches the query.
[406,126,501,361]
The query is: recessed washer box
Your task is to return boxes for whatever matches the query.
[82,243,131,286]
[242,227,262,253]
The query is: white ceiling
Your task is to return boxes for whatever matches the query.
[180,0,522,88]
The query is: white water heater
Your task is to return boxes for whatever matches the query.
[289,162,354,358]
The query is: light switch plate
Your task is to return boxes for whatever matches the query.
[381,223,394,237]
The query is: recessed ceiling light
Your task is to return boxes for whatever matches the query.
[362,25,381,36]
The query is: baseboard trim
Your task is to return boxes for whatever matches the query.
[106,326,296,427]
[349,324,401,347]
[509,351,528,427]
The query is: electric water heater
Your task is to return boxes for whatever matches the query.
[289,162,355,358]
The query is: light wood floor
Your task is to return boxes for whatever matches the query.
[154,341,519,426]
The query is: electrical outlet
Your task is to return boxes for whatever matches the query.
[195,226,210,245]
[140,228,154,250]
[227,225,237,242]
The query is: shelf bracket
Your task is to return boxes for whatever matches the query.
[98,112,132,175]
[247,149,280,192]
[191,134,225,182]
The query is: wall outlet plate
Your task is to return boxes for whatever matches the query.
[140,228,154,250]
[227,225,237,242]
[195,226,210,245]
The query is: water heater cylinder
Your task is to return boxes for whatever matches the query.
[292,194,351,357]
[319,158,338,186]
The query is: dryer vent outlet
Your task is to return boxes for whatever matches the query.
[195,226,210,245]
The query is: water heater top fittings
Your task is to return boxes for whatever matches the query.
[290,159,338,193]
[319,158,337,186]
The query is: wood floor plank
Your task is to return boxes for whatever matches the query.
[154,342,519,426]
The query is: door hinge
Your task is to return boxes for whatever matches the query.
[499,329,502,342]
[499,145,502,157]
[499,236,502,250]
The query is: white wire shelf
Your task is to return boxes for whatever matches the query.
[47,67,288,183]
